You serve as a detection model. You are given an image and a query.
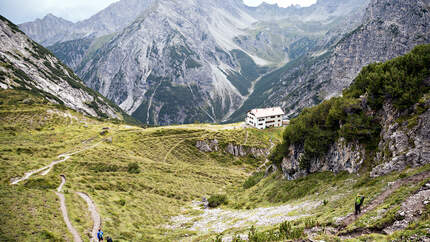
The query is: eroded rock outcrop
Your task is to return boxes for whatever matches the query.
[196,139,269,158]
[371,102,430,177]
[281,139,366,180]
[279,98,430,180]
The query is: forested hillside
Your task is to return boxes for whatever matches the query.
[270,44,430,178]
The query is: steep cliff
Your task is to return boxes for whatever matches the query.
[196,139,270,158]
[271,44,430,180]
[228,0,430,122]
[0,16,128,120]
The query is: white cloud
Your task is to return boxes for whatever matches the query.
[243,0,317,8]
[0,0,119,24]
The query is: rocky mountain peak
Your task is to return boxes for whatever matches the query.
[0,16,128,120]
[19,0,158,46]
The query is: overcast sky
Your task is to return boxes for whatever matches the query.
[0,0,317,24]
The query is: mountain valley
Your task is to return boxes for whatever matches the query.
[1,0,430,241]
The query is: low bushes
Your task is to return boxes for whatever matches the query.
[208,194,228,208]
[127,162,140,174]
[243,172,265,189]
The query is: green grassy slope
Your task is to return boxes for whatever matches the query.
[1,88,430,241]
[0,89,280,241]
[222,165,430,241]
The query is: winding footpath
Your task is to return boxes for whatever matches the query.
[55,176,82,242]
[11,140,104,185]
[9,136,106,242]
[76,192,101,242]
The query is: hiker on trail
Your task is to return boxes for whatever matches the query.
[97,228,104,241]
[107,236,113,242]
[355,194,365,215]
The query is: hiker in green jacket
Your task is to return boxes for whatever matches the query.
[355,194,365,215]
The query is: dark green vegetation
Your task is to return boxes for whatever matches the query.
[243,172,265,189]
[270,44,430,170]
[345,44,430,111]
[208,194,228,208]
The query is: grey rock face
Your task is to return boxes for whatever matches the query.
[371,101,430,177]
[19,0,370,125]
[195,139,269,158]
[196,139,219,152]
[19,0,158,46]
[245,0,368,22]
[18,14,74,46]
[0,17,123,120]
[280,99,430,180]
[77,0,263,125]
[281,139,365,180]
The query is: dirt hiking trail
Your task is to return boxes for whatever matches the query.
[77,192,101,242]
[340,170,430,227]
[11,140,104,185]
[55,175,82,242]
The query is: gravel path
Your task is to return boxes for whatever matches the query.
[167,200,318,234]
[77,192,101,242]
[55,176,82,242]
[341,170,430,227]
[11,140,104,185]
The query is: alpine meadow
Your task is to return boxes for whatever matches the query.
[1,0,430,241]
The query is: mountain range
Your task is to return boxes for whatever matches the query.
[18,0,430,125]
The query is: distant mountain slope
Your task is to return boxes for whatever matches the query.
[228,0,430,122]
[245,0,367,21]
[17,0,370,125]
[18,0,157,46]
[280,0,430,115]
[76,0,268,125]
[0,16,130,121]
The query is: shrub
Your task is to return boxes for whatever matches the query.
[269,44,430,170]
[116,199,126,206]
[127,162,140,174]
[243,172,265,189]
[323,199,328,206]
[304,218,317,228]
[208,194,228,208]
[246,222,305,241]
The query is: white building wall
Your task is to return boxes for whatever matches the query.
[246,112,283,129]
